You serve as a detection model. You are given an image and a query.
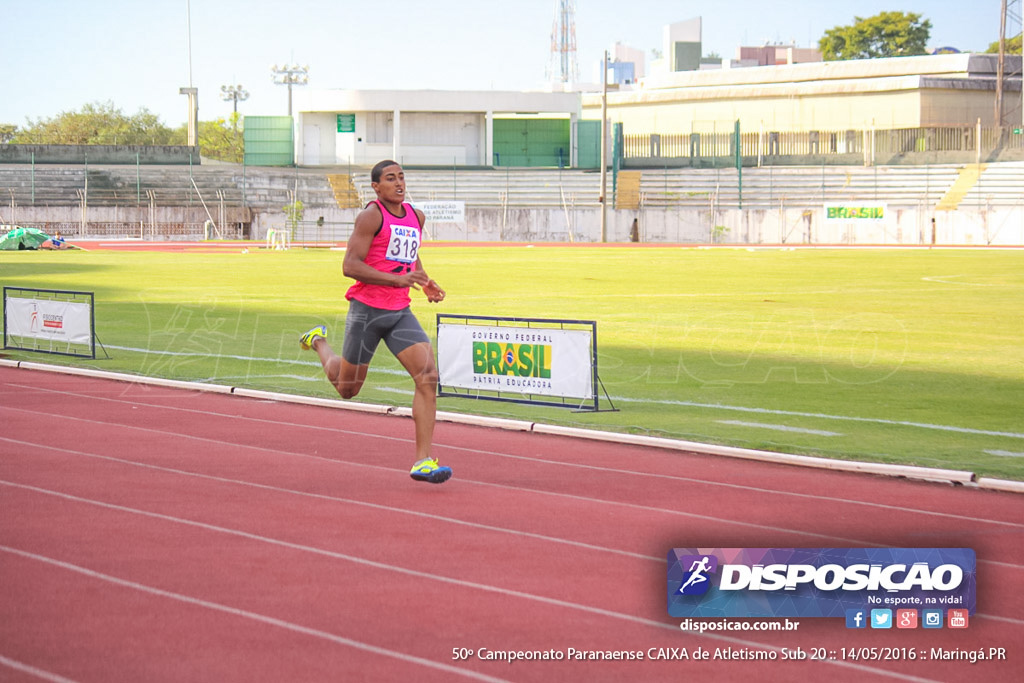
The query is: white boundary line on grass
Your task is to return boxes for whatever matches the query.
[104,344,1024,440]
[716,420,843,437]
[2,358,1022,494]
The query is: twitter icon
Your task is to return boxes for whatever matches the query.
[870,609,893,629]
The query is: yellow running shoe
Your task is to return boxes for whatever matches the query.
[299,325,327,351]
[410,458,453,484]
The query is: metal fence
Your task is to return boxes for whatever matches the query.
[27,221,250,240]
[623,125,1024,165]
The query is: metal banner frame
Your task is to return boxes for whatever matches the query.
[3,287,97,359]
[436,313,614,412]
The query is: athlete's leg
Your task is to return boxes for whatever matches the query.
[395,340,438,462]
[310,337,369,399]
[302,301,381,399]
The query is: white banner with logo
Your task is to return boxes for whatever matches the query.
[5,296,92,345]
[437,322,594,399]
[416,201,466,223]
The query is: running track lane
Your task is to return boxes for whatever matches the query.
[0,365,1021,683]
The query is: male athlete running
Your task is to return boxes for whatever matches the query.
[300,160,450,483]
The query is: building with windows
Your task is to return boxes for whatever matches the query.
[290,89,582,167]
[581,53,1021,136]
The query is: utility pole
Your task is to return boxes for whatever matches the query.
[995,0,1023,128]
[600,50,608,243]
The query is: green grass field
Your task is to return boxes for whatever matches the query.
[2,244,1023,481]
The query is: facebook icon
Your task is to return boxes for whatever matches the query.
[845,609,867,629]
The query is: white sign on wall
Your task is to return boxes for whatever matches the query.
[416,201,466,223]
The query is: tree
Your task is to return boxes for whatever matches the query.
[7,101,245,163]
[283,199,304,237]
[819,12,931,61]
[986,34,1023,54]
[185,112,244,163]
[11,101,181,145]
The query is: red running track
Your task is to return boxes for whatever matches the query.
[0,364,1021,682]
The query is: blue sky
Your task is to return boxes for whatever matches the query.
[2,0,1006,128]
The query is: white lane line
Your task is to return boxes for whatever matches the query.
[0,544,510,683]
[0,436,654,562]
[717,420,842,437]
[50,349,1024,439]
[0,435,878,548]
[610,395,1024,439]
[3,394,1023,533]
[986,450,1024,458]
[0,655,78,683]
[4,430,1024,579]
[103,344,409,376]
[921,274,997,286]
[0,496,960,681]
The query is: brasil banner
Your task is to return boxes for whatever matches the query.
[823,202,887,222]
[437,318,595,401]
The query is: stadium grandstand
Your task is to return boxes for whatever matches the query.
[2,160,1023,245]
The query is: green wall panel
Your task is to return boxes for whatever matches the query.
[493,119,570,167]
[244,116,294,166]
[576,120,601,169]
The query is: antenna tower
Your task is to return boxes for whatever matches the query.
[548,0,579,85]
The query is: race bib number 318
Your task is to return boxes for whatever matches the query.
[387,226,420,265]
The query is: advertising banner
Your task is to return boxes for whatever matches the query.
[437,316,597,406]
[5,296,92,346]
[823,202,887,223]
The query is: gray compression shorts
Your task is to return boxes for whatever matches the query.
[341,298,430,365]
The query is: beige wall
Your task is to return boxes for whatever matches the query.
[587,90,932,134]
[921,89,1001,127]
[580,54,1018,136]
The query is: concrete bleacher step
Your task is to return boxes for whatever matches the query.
[636,164,965,209]
[2,162,1021,214]
[349,168,603,209]
[615,171,642,210]
[935,164,986,211]
[326,174,361,209]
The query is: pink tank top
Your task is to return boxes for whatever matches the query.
[345,200,422,310]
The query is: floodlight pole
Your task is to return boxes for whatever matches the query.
[220,84,250,114]
[271,64,309,117]
[600,50,608,243]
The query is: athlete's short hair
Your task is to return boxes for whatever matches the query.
[371,159,400,183]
